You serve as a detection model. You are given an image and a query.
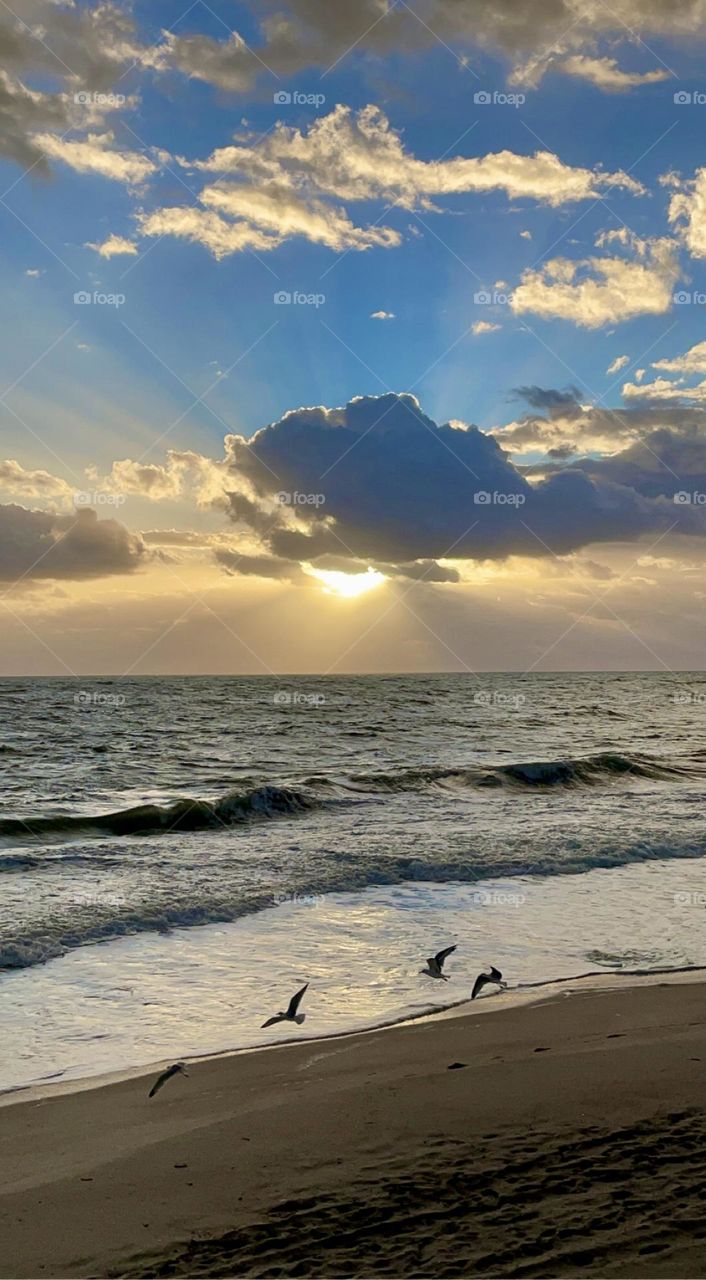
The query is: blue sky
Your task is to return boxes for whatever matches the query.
[3,0,706,673]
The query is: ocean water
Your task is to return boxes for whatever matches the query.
[2,671,706,1091]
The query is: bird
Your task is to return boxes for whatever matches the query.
[471,965,505,1000]
[421,945,457,981]
[148,1061,188,1098]
[261,983,309,1029]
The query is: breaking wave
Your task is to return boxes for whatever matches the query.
[0,753,700,849]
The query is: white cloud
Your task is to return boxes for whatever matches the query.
[554,56,670,92]
[668,167,706,258]
[472,320,501,335]
[653,340,706,374]
[85,234,139,258]
[511,234,680,328]
[190,106,644,209]
[622,376,706,402]
[371,310,395,320]
[0,459,73,502]
[33,131,158,184]
[200,180,400,251]
[137,207,283,259]
[607,354,629,375]
[139,105,643,262]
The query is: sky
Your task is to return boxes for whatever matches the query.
[3,0,706,674]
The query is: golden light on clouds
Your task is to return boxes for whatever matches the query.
[304,566,387,598]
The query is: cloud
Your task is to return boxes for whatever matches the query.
[215,549,306,582]
[607,354,630,375]
[622,376,706,403]
[472,320,501,335]
[33,132,158,184]
[668,167,706,258]
[0,3,143,171]
[0,503,144,582]
[653,340,706,374]
[0,459,73,502]
[496,386,706,466]
[553,55,670,91]
[511,234,680,328]
[159,0,706,94]
[190,105,644,208]
[371,310,395,320]
[136,105,642,261]
[136,207,283,259]
[86,234,139,258]
[218,392,704,565]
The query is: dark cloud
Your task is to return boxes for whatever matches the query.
[513,386,583,417]
[0,504,144,582]
[215,549,305,582]
[221,393,706,565]
[0,1,141,171]
[163,0,706,91]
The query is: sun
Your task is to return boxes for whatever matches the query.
[305,566,387,599]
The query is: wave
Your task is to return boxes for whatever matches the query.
[0,784,322,844]
[337,751,699,792]
[4,829,706,973]
[0,752,700,852]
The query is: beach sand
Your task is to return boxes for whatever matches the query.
[2,978,706,1279]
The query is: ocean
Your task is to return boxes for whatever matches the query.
[2,671,706,1092]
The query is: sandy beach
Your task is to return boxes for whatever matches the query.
[1,978,706,1279]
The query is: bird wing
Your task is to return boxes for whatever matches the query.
[435,944,457,969]
[489,965,503,982]
[287,983,309,1017]
[261,1015,283,1028]
[471,973,487,1000]
[148,1066,175,1098]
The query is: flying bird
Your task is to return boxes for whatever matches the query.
[148,1061,188,1098]
[421,945,457,981]
[471,965,505,1000]
[261,983,309,1029]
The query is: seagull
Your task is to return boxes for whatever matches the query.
[148,1061,188,1098]
[471,965,506,1000]
[261,983,309,1029]
[421,945,457,981]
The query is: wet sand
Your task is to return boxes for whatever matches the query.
[2,979,706,1278]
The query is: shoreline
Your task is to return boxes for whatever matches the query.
[3,975,706,1277]
[3,963,706,1109]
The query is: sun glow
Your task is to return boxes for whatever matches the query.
[305,566,387,598]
